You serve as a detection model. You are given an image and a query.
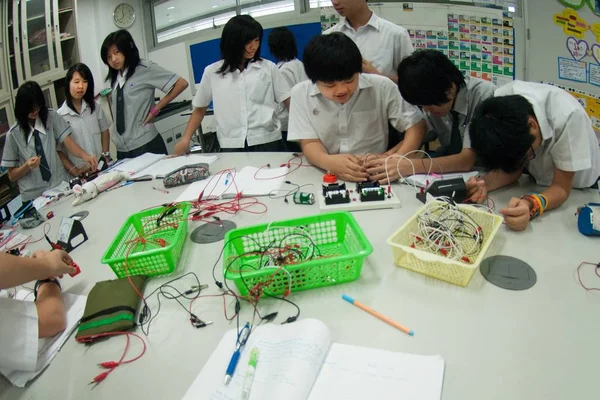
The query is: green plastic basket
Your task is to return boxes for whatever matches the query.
[101,204,191,278]
[223,211,373,296]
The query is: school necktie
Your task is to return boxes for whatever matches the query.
[446,110,463,156]
[33,130,51,182]
[116,84,125,135]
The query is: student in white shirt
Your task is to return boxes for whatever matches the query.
[288,33,426,182]
[174,16,291,155]
[101,30,188,159]
[0,250,76,373]
[326,0,414,84]
[268,27,309,152]
[57,63,111,176]
[467,81,600,231]
[1,82,98,203]
[366,50,495,182]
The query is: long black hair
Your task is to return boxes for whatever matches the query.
[100,29,141,86]
[65,63,96,114]
[217,15,263,75]
[15,81,48,138]
[268,27,298,62]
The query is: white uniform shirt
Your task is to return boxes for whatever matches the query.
[0,295,39,372]
[287,74,423,154]
[193,59,291,148]
[496,81,600,188]
[325,12,414,77]
[277,59,309,131]
[57,100,111,169]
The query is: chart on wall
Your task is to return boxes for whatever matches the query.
[320,3,515,86]
[543,81,600,137]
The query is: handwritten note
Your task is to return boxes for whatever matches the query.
[590,63,600,87]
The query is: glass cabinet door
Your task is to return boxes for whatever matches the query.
[8,0,25,91]
[21,0,59,81]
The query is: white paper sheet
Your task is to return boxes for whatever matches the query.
[136,154,218,178]
[0,290,87,387]
[111,153,166,176]
[182,319,331,400]
[176,166,287,202]
[308,343,445,400]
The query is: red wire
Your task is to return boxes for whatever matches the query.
[253,154,308,180]
[576,261,600,292]
[6,222,52,251]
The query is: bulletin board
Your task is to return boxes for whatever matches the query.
[321,2,516,86]
[543,81,600,136]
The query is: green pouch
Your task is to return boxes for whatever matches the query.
[75,275,147,342]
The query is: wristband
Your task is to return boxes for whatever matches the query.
[520,194,540,220]
[34,278,61,301]
[150,105,160,117]
[101,152,111,158]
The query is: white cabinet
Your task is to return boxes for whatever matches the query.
[41,82,57,109]
[0,99,14,162]
[5,0,79,91]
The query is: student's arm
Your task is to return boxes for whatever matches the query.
[499,168,574,231]
[57,150,76,176]
[366,148,477,184]
[389,119,427,155]
[283,98,290,111]
[0,251,74,289]
[301,139,368,182]
[143,77,189,125]
[61,136,97,171]
[101,129,110,154]
[7,157,40,182]
[174,106,208,155]
[362,59,397,84]
[35,281,66,338]
[272,64,291,111]
[96,103,111,154]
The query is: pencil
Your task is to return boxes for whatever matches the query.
[342,294,414,336]
[152,186,169,194]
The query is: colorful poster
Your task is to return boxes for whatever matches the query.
[544,81,600,135]
[558,57,588,82]
[590,62,600,87]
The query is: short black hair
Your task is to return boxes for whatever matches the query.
[101,29,141,86]
[65,63,96,114]
[218,15,263,75]
[15,81,48,138]
[303,33,362,83]
[268,27,298,62]
[397,50,465,106]
[469,95,536,172]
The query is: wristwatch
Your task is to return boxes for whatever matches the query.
[101,152,111,158]
[34,278,61,301]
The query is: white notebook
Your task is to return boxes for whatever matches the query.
[0,290,87,387]
[136,154,219,178]
[109,153,166,176]
[182,319,445,400]
[176,166,287,202]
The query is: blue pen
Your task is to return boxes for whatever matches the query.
[224,322,251,385]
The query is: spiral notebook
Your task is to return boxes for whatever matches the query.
[182,319,445,400]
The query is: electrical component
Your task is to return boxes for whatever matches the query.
[356,181,385,202]
[416,177,467,204]
[293,191,315,205]
[323,182,350,205]
[576,203,600,236]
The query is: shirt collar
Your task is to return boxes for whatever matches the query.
[26,118,47,144]
[524,94,552,141]
[60,100,88,116]
[342,12,380,32]
[117,68,128,88]
[452,77,470,116]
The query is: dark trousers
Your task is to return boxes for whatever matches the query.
[117,134,168,160]
[223,139,285,153]
[282,131,301,153]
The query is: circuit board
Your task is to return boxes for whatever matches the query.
[318,180,402,211]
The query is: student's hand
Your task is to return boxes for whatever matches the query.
[465,176,486,203]
[143,111,157,126]
[174,139,191,156]
[327,154,369,182]
[499,197,531,231]
[365,157,414,184]
[362,59,381,75]
[33,250,75,279]
[26,156,41,170]
[81,154,98,172]
[71,164,91,177]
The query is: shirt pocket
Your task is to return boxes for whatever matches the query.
[248,71,273,104]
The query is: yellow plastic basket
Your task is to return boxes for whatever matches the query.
[387,202,503,287]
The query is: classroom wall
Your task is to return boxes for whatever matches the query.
[526,0,600,91]
[76,0,147,91]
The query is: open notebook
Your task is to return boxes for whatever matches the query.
[182,319,445,400]
[175,166,287,202]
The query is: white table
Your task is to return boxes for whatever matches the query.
[1,153,599,400]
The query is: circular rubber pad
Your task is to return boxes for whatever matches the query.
[480,255,537,290]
